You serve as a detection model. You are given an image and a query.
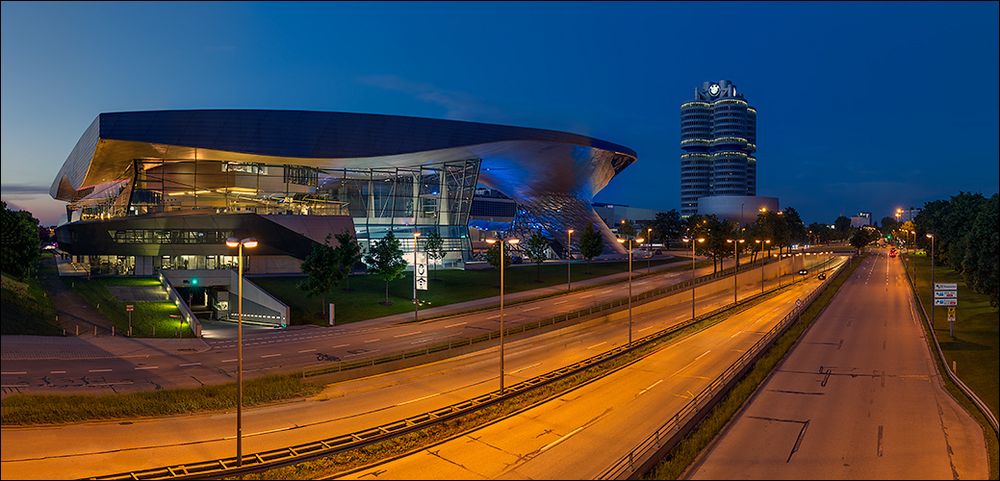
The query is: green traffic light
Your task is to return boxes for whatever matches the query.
[191,278,199,286]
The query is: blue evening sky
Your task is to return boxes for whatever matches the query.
[2,1,997,225]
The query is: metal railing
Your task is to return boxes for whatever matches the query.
[89,258,832,481]
[158,272,201,337]
[902,257,999,433]
[597,256,850,480]
[300,256,828,379]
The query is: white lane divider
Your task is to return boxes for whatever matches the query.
[393,331,422,338]
[363,339,381,343]
[1,371,27,375]
[637,379,663,397]
[540,424,588,453]
[396,393,440,406]
[222,359,237,363]
[444,322,467,328]
[297,349,317,353]
[522,306,541,312]
[509,362,542,375]
[331,344,350,348]
[179,362,201,367]
[50,370,66,374]
[586,341,607,350]
[135,366,159,370]
[487,314,501,319]
[261,353,282,358]
[728,330,744,339]
[554,300,569,305]
[88,369,112,373]
[638,325,657,332]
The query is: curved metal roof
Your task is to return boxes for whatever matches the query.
[50,109,637,202]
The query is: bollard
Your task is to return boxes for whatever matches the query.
[952,360,957,374]
[112,325,115,336]
[94,325,98,336]
[76,324,79,336]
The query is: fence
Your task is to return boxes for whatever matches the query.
[597,255,851,479]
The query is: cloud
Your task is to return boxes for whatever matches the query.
[1,183,50,197]
[357,74,500,120]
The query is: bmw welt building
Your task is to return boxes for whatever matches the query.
[50,110,636,275]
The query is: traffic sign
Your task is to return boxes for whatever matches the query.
[947,306,956,322]
[415,252,428,291]
[934,298,958,306]
[934,283,958,291]
[934,290,958,299]
[125,304,134,312]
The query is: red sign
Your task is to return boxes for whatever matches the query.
[126,304,134,312]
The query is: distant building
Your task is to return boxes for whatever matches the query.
[680,80,758,217]
[850,212,873,228]
[592,202,660,228]
[697,195,779,225]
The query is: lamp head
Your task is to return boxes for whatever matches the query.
[242,238,258,249]
[697,238,705,243]
[507,238,520,245]
[485,238,497,245]
[617,238,626,244]
[636,238,645,244]
[568,229,574,234]
[226,237,240,248]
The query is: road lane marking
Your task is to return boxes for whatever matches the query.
[637,379,663,397]
[695,350,712,361]
[363,339,381,343]
[135,366,159,370]
[222,359,237,363]
[393,331,422,338]
[638,325,656,332]
[331,344,350,348]
[586,341,607,350]
[261,353,282,358]
[88,369,112,373]
[297,349,316,353]
[1,371,27,375]
[522,306,541,312]
[510,362,542,374]
[49,370,66,374]
[729,330,744,339]
[580,294,594,299]
[487,314,500,319]
[179,362,201,367]
[444,322,467,328]
[554,300,569,305]
[396,393,440,406]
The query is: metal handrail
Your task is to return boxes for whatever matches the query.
[89,259,830,481]
[597,257,850,480]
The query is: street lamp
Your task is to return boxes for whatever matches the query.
[927,233,935,325]
[617,236,645,344]
[485,236,519,392]
[646,227,653,272]
[682,237,705,321]
[726,239,746,305]
[225,236,258,467]
[566,229,574,291]
[413,231,421,323]
[754,239,771,294]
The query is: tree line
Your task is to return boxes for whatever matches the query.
[0,201,42,280]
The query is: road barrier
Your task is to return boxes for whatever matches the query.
[301,255,836,381]
[597,256,851,480]
[902,258,999,434]
[88,258,838,480]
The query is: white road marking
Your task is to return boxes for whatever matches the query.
[261,353,282,358]
[1,371,27,375]
[729,330,744,339]
[444,322,467,328]
[135,366,159,370]
[297,349,316,353]
[331,344,350,348]
[695,350,712,361]
[586,341,607,350]
[222,359,237,363]
[49,370,66,374]
[638,325,656,332]
[522,306,541,312]
[540,424,588,453]
[637,379,663,396]
[487,314,501,319]
[88,369,112,373]
[396,393,439,406]
[394,331,422,338]
[179,362,201,367]
[554,300,569,305]
[363,338,381,343]
[509,362,542,374]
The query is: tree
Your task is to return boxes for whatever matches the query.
[578,223,604,270]
[333,230,363,291]
[961,194,998,306]
[524,232,549,282]
[423,230,446,281]
[782,207,807,245]
[363,231,407,305]
[299,234,343,317]
[880,216,898,232]
[650,210,684,246]
[618,219,637,238]
[0,201,41,279]
[849,229,870,253]
[484,240,511,277]
[833,216,852,240]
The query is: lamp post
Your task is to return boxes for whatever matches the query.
[485,236,519,392]
[726,238,745,305]
[754,239,771,294]
[413,231,421,323]
[682,237,705,321]
[225,236,258,467]
[927,233,935,325]
[646,227,653,272]
[566,229,574,291]
[617,236,645,344]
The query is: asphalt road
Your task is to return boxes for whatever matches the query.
[687,251,988,479]
[0,256,831,479]
[335,260,846,480]
[0,254,829,395]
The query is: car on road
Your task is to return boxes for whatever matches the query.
[798,269,809,275]
[818,273,827,280]
[889,248,898,258]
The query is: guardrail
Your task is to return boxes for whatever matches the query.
[300,255,836,379]
[157,272,201,337]
[597,256,851,480]
[902,257,999,434]
[89,258,834,481]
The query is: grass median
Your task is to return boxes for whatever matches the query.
[646,254,862,480]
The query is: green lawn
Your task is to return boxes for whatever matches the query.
[905,253,999,419]
[254,258,694,326]
[63,277,192,338]
[1,270,60,336]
